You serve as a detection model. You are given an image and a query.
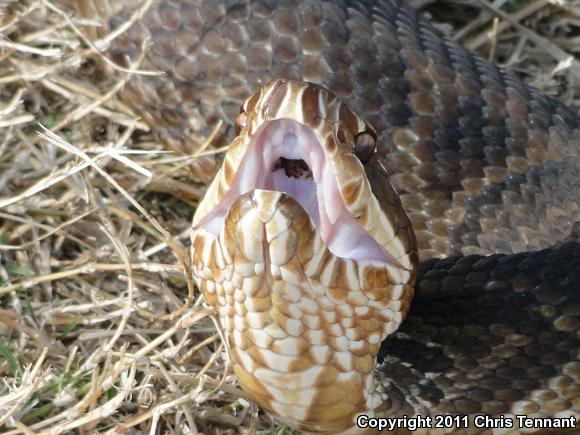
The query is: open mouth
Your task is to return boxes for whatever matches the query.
[195,119,390,263]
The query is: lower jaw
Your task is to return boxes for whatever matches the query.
[191,189,413,433]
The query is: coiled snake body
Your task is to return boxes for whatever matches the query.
[85,0,580,433]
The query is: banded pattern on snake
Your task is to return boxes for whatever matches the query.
[79,0,580,433]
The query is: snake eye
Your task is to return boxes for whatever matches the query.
[353,131,376,163]
[235,112,247,136]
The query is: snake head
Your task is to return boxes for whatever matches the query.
[191,79,418,432]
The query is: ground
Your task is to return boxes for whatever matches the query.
[0,0,579,433]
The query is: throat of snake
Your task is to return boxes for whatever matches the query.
[197,119,391,263]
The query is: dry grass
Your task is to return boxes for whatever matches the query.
[0,0,579,434]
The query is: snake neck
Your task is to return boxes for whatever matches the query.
[230,338,386,433]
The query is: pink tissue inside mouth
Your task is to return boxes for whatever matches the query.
[197,119,389,263]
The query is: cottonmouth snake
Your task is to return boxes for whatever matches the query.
[80,0,580,433]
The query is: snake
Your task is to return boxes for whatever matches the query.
[79,0,580,433]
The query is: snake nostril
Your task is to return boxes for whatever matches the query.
[235,112,247,135]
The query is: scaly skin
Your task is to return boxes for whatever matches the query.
[191,79,418,432]
[79,0,580,259]
[75,1,580,433]
[191,78,579,434]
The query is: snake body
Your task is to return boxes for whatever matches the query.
[81,0,580,432]
[191,79,418,431]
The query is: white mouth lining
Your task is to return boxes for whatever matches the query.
[196,119,390,262]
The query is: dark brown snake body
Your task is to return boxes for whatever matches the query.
[80,0,580,432]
